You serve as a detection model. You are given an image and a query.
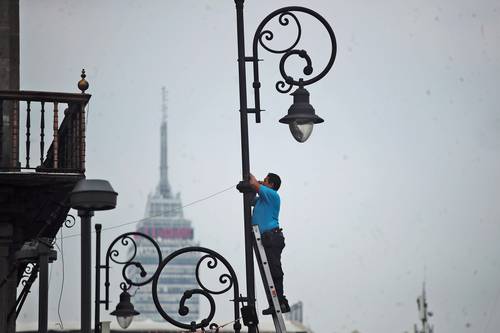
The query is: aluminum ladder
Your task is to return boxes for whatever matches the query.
[252,224,287,333]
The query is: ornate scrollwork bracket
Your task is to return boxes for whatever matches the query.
[152,247,241,333]
[248,6,337,123]
[101,232,162,309]
[63,214,76,228]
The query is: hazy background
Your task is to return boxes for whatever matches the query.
[17,0,500,332]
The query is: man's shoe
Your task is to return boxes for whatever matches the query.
[280,301,291,313]
[262,307,274,315]
[261,302,291,315]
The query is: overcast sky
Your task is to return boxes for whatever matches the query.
[17,0,500,332]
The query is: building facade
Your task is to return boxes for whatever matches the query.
[132,89,199,323]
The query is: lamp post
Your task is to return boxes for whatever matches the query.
[70,179,117,333]
[233,2,336,331]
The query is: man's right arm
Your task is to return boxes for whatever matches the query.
[249,173,261,192]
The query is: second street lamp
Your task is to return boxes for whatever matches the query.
[95,225,242,332]
[70,179,117,333]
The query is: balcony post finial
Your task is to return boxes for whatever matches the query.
[78,69,89,94]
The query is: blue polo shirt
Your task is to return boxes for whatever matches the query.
[252,185,280,233]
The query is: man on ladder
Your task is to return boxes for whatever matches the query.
[249,173,291,315]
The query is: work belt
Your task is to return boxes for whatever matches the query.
[263,227,282,235]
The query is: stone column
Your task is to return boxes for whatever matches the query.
[0,2,20,329]
[0,0,20,168]
[0,223,16,333]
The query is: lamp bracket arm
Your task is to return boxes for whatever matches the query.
[103,232,162,308]
[249,6,337,107]
[152,247,241,332]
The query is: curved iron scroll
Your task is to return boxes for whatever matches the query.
[248,6,337,122]
[152,247,241,333]
[20,263,38,286]
[253,6,337,90]
[63,214,76,228]
[104,232,162,306]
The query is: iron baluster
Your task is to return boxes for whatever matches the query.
[73,109,77,169]
[69,110,75,169]
[80,102,85,172]
[25,101,31,168]
[40,101,45,166]
[77,69,89,173]
[0,99,3,164]
[52,102,58,169]
[12,99,18,169]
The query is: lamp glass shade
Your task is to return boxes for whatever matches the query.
[289,120,314,143]
[116,315,134,329]
[110,291,139,329]
[279,86,323,143]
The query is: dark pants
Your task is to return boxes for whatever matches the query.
[261,229,286,302]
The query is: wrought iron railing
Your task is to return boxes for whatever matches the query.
[0,71,90,173]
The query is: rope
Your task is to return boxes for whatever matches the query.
[61,183,237,239]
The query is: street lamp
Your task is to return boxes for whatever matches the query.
[70,179,117,333]
[94,228,161,332]
[234,2,336,331]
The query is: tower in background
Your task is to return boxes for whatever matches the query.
[133,88,199,322]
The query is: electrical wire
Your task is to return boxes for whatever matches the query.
[53,230,65,330]
[61,183,237,239]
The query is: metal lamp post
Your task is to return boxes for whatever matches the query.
[233,2,337,331]
[70,179,117,333]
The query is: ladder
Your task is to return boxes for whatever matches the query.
[252,225,287,333]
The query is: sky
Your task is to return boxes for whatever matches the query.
[17,0,500,332]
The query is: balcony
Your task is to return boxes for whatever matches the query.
[0,72,90,254]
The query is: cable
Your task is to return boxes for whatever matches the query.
[101,183,237,232]
[48,255,53,287]
[181,184,238,209]
[61,183,237,239]
[53,230,65,330]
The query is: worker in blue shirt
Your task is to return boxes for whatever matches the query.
[249,173,290,315]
